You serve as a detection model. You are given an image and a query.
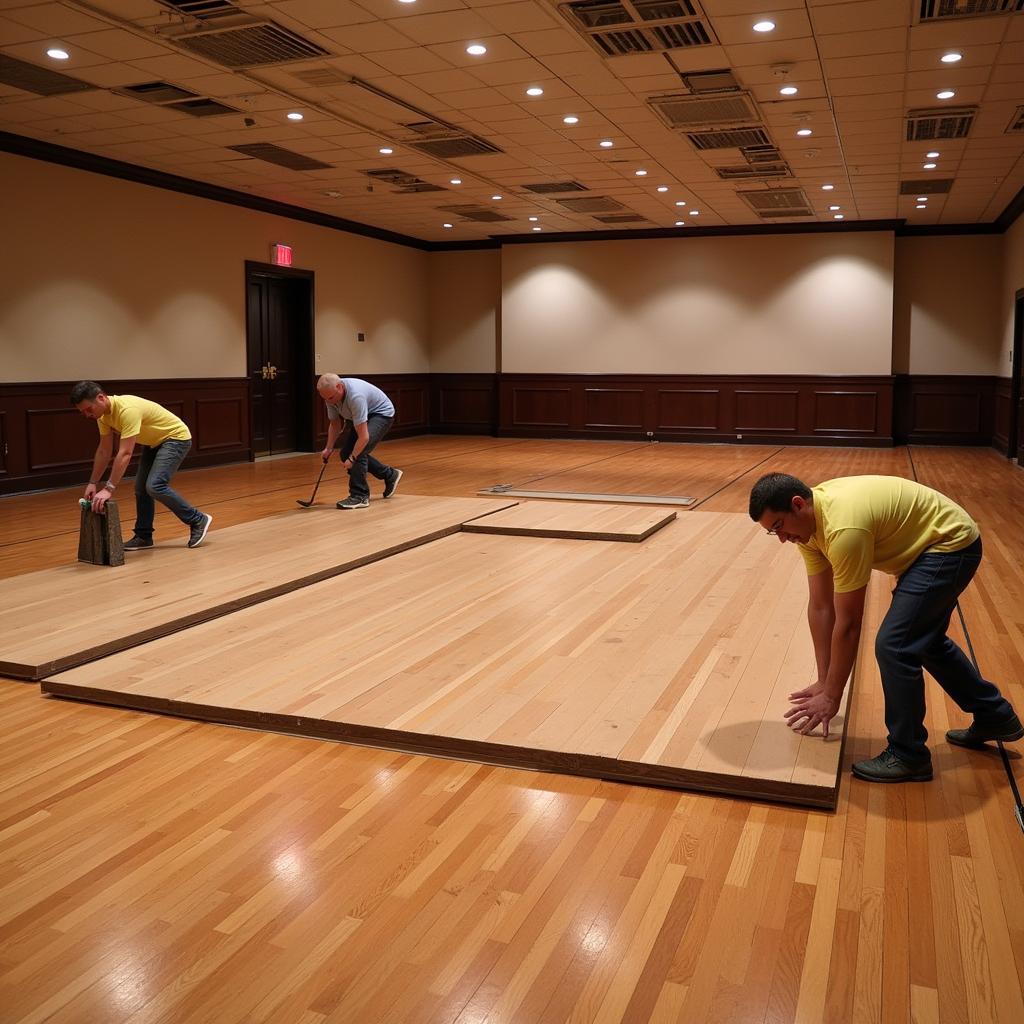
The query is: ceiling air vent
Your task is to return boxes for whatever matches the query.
[364,168,445,193]
[716,164,791,180]
[170,97,238,117]
[739,189,813,218]
[594,214,648,223]
[174,20,330,68]
[679,69,739,93]
[555,196,627,213]
[559,0,716,57]
[1006,106,1024,133]
[522,181,589,194]
[291,67,352,87]
[918,0,1022,21]
[158,1,238,18]
[0,53,94,96]
[228,144,333,171]
[438,205,514,223]
[396,122,503,158]
[688,127,772,150]
[743,144,782,164]
[120,81,197,103]
[905,107,975,141]
[649,91,760,129]
[900,179,954,195]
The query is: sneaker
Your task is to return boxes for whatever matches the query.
[947,712,1024,749]
[123,536,153,550]
[336,496,369,510]
[187,513,213,548]
[383,468,403,499]
[851,746,933,783]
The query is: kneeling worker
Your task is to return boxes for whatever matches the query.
[72,381,212,549]
[749,472,1021,782]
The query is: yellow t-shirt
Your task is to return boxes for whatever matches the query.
[797,476,979,593]
[97,395,191,447]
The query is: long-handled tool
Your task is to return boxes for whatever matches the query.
[296,458,329,508]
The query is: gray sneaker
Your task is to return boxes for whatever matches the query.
[383,468,403,499]
[947,713,1024,749]
[123,536,153,550]
[188,513,212,548]
[337,496,369,509]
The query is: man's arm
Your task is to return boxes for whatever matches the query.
[786,584,867,737]
[344,421,370,466]
[91,436,136,512]
[321,417,343,460]
[805,567,836,690]
[84,433,114,500]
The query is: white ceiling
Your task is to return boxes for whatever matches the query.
[1,0,1022,244]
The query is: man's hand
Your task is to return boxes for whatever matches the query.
[320,447,332,462]
[90,487,112,514]
[84,483,98,501]
[789,680,824,701]
[784,690,840,738]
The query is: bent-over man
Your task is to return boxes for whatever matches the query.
[748,472,1021,783]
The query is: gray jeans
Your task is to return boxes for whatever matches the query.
[133,439,201,539]
[338,414,395,500]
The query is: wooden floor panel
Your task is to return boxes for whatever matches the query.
[45,511,865,808]
[462,499,676,541]
[0,494,514,680]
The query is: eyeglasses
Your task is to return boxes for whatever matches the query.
[765,518,784,536]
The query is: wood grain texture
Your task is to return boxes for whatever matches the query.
[462,500,676,542]
[0,494,515,680]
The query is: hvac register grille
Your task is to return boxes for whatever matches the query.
[559,0,716,56]
[919,0,1023,19]
[228,144,333,171]
[174,21,329,68]
[0,53,93,95]
[738,189,813,218]
[905,107,975,141]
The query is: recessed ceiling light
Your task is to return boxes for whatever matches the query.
[287,112,303,121]
[753,20,775,33]
[563,115,579,125]
[675,221,685,226]
[917,196,928,202]
[599,139,614,148]
[635,169,647,176]
[491,194,502,200]
[674,200,686,207]
[780,86,798,96]
[834,214,844,220]
[528,216,539,221]
[443,223,453,228]
[657,186,669,192]
[926,151,940,159]
[916,204,927,209]
[450,178,462,185]
[46,47,69,60]
[532,226,542,231]
[822,184,834,191]
[797,128,813,137]
[379,147,393,154]
[398,0,417,4]
[689,210,699,215]
[526,87,543,96]
[923,162,937,169]
[466,43,487,56]
[936,90,955,100]
[829,205,840,211]
[941,52,962,63]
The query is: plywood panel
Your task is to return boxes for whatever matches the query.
[44,512,872,808]
[0,494,515,680]
[463,500,675,541]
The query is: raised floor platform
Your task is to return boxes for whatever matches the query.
[0,494,514,680]
[43,508,867,808]
[465,500,676,540]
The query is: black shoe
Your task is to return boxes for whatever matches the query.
[123,536,153,550]
[852,746,933,783]
[947,713,1024,749]
[336,496,369,509]
[383,468,403,499]
[188,513,212,548]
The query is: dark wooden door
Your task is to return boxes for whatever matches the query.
[246,266,314,457]
[1012,293,1023,464]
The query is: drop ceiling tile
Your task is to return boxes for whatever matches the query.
[466,55,549,85]
[809,0,910,33]
[273,0,377,29]
[319,21,419,51]
[5,4,111,35]
[510,28,588,57]
[368,47,455,75]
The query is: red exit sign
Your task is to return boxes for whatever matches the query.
[271,243,293,267]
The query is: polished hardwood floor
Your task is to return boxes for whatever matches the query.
[1,438,1022,1023]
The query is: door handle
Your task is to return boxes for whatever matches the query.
[268,364,278,380]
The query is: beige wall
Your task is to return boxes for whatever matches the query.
[427,250,500,373]
[500,233,896,375]
[0,152,429,384]
[893,235,1005,376]
[1001,215,1024,375]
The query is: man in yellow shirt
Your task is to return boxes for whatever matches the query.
[748,473,1021,783]
[72,381,212,549]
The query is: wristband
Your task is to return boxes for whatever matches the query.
[104,480,117,491]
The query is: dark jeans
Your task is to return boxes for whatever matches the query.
[876,537,1014,762]
[133,439,202,539]
[338,414,395,500]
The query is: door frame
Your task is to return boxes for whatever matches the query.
[244,261,316,457]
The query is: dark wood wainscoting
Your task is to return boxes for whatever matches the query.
[313,373,431,447]
[430,374,498,434]
[498,374,895,446]
[895,375,1000,446]
[0,379,250,495]
[993,378,1013,455]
